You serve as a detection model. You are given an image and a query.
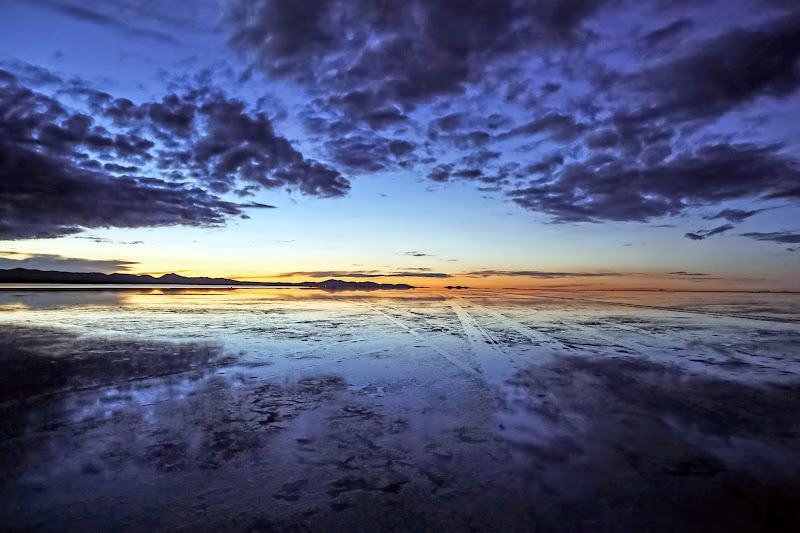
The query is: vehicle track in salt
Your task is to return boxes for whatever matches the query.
[446,294,571,358]
[490,290,800,325]
[445,298,517,385]
[361,303,478,376]
[451,293,734,361]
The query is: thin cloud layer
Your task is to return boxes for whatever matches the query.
[0,251,138,273]
[685,223,735,241]
[704,209,765,223]
[462,270,621,279]
[742,231,800,244]
[273,269,623,280]
[274,270,452,279]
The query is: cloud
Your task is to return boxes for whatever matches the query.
[274,270,452,279]
[323,135,392,173]
[0,141,251,239]
[191,95,349,196]
[703,208,766,223]
[639,18,694,50]
[670,271,710,276]
[684,223,735,240]
[32,0,219,42]
[585,129,620,149]
[403,251,434,257]
[0,68,346,239]
[226,0,610,120]
[220,1,800,233]
[741,231,800,244]
[38,0,178,44]
[632,12,800,123]
[462,270,621,278]
[0,251,137,273]
[144,94,196,137]
[498,113,586,142]
[509,143,800,222]
[7,1,800,246]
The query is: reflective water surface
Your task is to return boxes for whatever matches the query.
[1,288,799,531]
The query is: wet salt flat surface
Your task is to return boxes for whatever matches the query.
[0,288,799,531]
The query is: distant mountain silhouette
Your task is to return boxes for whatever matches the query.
[0,268,414,290]
[310,279,413,291]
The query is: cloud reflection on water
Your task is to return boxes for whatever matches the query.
[0,288,798,530]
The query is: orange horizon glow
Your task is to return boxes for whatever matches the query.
[112,271,795,292]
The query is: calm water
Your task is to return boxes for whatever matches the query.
[1,288,799,531]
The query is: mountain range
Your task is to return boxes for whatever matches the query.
[0,268,414,291]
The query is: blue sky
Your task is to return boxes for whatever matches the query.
[0,0,798,289]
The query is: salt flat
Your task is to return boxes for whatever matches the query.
[1,288,798,531]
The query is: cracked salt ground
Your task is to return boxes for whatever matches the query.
[0,288,799,531]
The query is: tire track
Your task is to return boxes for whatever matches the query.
[362,303,478,376]
[491,291,800,325]
[447,294,570,358]
[450,294,690,359]
[446,299,513,385]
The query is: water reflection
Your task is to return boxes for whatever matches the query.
[0,289,798,530]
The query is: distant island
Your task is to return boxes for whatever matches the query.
[0,268,414,291]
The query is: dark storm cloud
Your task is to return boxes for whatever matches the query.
[0,141,247,239]
[498,113,587,142]
[35,78,350,197]
[323,135,390,173]
[430,113,467,134]
[103,162,139,173]
[0,63,62,87]
[0,68,348,239]
[226,0,611,118]
[144,94,196,137]
[0,251,138,273]
[632,12,800,123]
[462,270,620,278]
[319,131,420,173]
[6,1,799,242]
[219,1,800,236]
[523,154,564,175]
[684,223,735,241]
[192,95,349,196]
[218,1,800,232]
[741,231,800,244]
[509,143,800,222]
[362,107,408,130]
[585,129,620,149]
[428,164,454,183]
[425,112,500,152]
[388,140,415,157]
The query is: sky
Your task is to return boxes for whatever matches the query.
[0,0,798,290]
